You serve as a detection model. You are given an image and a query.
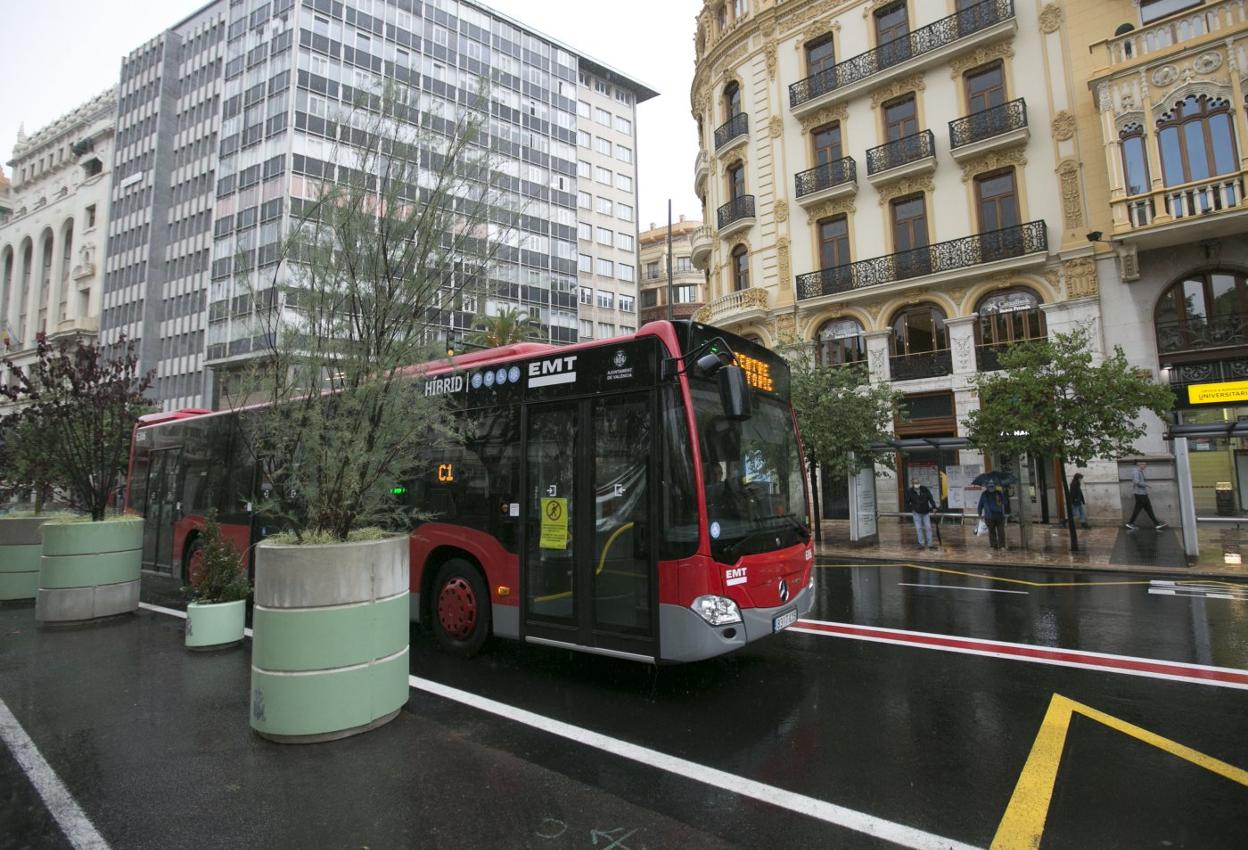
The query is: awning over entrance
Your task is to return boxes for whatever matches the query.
[1166,422,1248,439]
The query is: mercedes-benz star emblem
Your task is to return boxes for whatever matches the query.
[778,579,789,603]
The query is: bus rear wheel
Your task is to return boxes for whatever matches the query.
[431,559,490,657]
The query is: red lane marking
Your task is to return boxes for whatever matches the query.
[794,620,1248,687]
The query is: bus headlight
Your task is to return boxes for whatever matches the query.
[691,595,743,626]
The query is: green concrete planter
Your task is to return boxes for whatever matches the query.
[186,599,246,650]
[249,535,410,744]
[36,517,143,626]
[0,516,49,603]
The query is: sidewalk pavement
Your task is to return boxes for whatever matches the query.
[815,516,1248,578]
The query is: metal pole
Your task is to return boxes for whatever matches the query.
[666,199,674,322]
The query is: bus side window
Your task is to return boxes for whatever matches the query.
[660,386,698,559]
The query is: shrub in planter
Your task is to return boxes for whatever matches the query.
[185,519,250,651]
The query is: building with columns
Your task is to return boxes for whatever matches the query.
[639,216,706,324]
[1067,0,1248,519]
[689,0,1102,515]
[0,88,116,373]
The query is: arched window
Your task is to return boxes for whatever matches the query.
[891,304,948,357]
[723,81,741,120]
[1155,270,1248,357]
[0,247,13,331]
[976,288,1045,371]
[731,244,749,291]
[1120,123,1150,196]
[1156,95,1238,186]
[816,317,866,367]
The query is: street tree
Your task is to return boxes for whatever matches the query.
[227,81,504,541]
[965,327,1173,551]
[1,336,153,520]
[785,342,904,496]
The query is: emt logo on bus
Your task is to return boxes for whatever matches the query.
[528,354,578,388]
[735,353,774,393]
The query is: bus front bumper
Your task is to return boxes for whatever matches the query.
[657,579,815,664]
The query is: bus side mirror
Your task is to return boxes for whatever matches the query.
[719,365,752,421]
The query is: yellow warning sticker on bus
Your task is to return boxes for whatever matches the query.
[540,497,569,549]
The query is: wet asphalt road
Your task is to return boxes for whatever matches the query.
[2,559,1247,849]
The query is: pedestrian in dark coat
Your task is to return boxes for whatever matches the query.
[1069,472,1089,529]
[904,481,938,549]
[978,484,1009,550]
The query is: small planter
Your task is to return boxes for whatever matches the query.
[36,517,143,626]
[186,599,246,650]
[249,534,410,744]
[0,516,49,603]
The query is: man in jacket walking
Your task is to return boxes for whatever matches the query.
[978,484,1009,550]
[905,480,938,549]
[1126,460,1166,530]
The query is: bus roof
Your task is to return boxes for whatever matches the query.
[137,408,211,426]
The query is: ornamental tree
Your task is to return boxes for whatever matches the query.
[965,327,1173,551]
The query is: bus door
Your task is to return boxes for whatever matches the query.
[523,392,656,658]
[141,448,182,573]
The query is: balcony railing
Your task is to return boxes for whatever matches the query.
[795,156,857,197]
[949,98,1027,149]
[890,349,953,381]
[1093,0,1246,67]
[788,0,1015,108]
[698,287,770,325]
[717,195,756,229]
[714,112,749,150]
[795,220,1048,300]
[867,130,935,175]
[1157,313,1248,356]
[1117,174,1246,230]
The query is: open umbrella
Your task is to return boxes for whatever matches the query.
[972,470,1016,487]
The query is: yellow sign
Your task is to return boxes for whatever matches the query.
[735,353,774,393]
[1188,380,1248,405]
[437,463,455,482]
[539,497,569,550]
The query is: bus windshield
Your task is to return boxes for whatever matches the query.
[691,380,809,563]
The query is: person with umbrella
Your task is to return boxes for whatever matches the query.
[978,483,1010,550]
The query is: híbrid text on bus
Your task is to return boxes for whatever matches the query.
[126,320,814,663]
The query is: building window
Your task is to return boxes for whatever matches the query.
[596,196,613,215]
[85,205,97,229]
[891,194,930,278]
[816,318,867,367]
[641,289,658,308]
[577,129,591,147]
[874,3,911,68]
[579,254,592,273]
[597,226,613,245]
[620,294,635,311]
[675,285,699,303]
[812,123,842,165]
[578,222,592,241]
[1155,270,1248,355]
[597,322,615,338]
[614,115,632,134]
[619,264,635,283]
[892,305,948,357]
[818,216,850,270]
[595,165,612,184]
[596,258,614,277]
[974,169,1020,232]
[615,173,633,192]
[1156,95,1238,187]
[976,288,1046,348]
[597,289,615,308]
[617,203,634,222]
[733,0,747,19]
[616,233,634,251]
[964,62,1005,114]
[728,163,746,199]
[1119,124,1151,197]
[805,35,835,78]
[723,81,741,119]
[579,285,593,304]
[646,261,660,279]
[580,319,594,338]
[595,137,612,156]
[676,256,692,272]
[577,100,591,118]
[1140,0,1203,24]
[883,95,918,141]
[731,244,749,291]
[595,106,612,126]
[578,191,591,209]
[617,145,633,163]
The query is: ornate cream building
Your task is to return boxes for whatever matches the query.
[1,88,116,371]
[638,216,707,324]
[1067,0,1248,519]
[690,0,1102,513]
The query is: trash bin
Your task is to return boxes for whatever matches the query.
[1216,481,1235,516]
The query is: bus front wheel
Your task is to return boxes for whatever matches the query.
[431,558,491,657]
[183,538,206,588]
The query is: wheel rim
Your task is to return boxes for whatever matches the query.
[187,547,206,587]
[437,576,478,640]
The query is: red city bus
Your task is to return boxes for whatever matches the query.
[126,320,814,663]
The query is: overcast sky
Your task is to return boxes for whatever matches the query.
[0,0,703,228]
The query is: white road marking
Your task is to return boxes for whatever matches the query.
[0,698,112,850]
[1148,580,1248,601]
[898,582,1028,595]
[136,603,978,849]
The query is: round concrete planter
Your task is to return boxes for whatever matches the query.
[36,518,143,626]
[0,517,49,603]
[249,535,410,744]
[186,599,246,650]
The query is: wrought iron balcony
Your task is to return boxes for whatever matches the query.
[866,130,935,176]
[795,156,857,198]
[788,0,1015,109]
[949,98,1027,149]
[1156,313,1248,356]
[890,349,952,381]
[714,112,749,151]
[717,195,755,230]
[795,220,1048,300]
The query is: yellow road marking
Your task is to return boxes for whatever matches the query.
[816,562,1151,588]
[991,694,1248,850]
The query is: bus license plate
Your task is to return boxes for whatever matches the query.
[773,609,798,633]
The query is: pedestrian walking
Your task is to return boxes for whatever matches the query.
[904,480,938,550]
[1125,460,1166,530]
[1069,472,1089,529]
[978,484,1009,550]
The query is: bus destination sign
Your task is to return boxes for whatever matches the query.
[735,353,774,393]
